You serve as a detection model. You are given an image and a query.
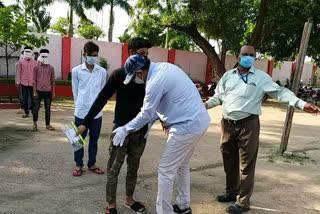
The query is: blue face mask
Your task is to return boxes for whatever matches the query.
[86,56,98,65]
[239,56,255,68]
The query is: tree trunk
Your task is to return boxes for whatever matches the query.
[185,24,226,79]
[165,27,169,48]
[250,0,268,48]
[68,7,74,37]
[108,1,114,42]
[220,40,227,66]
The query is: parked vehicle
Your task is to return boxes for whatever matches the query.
[207,81,217,96]
[195,83,203,96]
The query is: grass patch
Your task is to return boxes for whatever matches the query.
[267,151,314,165]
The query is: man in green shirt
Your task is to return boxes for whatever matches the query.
[205,45,319,214]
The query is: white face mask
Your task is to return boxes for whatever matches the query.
[24,50,33,59]
[133,75,145,84]
[39,53,49,64]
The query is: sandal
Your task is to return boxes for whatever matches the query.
[22,114,28,118]
[72,168,83,176]
[124,201,146,214]
[33,125,38,131]
[105,207,117,214]
[88,167,104,174]
[46,125,55,130]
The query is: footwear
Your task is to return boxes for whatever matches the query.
[173,204,192,214]
[124,201,146,214]
[88,167,104,174]
[216,193,237,202]
[72,168,83,176]
[22,114,28,118]
[46,125,55,130]
[33,124,38,131]
[226,204,250,214]
[105,207,117,214]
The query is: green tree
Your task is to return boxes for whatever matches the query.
[50,17,68,36]
[76,19,105,40]
[22,0,52,33]
[0,6,48,100]
[105,0,133,42]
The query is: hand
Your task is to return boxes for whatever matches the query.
[33,92,38,98]
[76,125,87,136]
[112,126,129,147]
[160,121,168,135]
[52,93,56,100]
[303,103,320,115]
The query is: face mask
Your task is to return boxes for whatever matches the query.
[133,75,145,84]
[39,53,49,64]
[24,51,33,59]
[86,56,98,65]
[239,56,255,68]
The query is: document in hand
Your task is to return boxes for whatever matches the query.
[62,121,86,152]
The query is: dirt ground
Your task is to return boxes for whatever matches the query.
[0,99,319,214]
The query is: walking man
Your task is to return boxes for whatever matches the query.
[76,37,152,214]
[111,55,210,214]
[71,41,107,176]
[32,49,56,131]
[16,46,37,118]
[205,45,320,214]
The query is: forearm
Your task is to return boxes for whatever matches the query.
[33,83,37,94]
[206,95,221,109]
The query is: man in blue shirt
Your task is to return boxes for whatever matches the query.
[205,45,319,214]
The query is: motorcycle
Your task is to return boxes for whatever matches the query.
[195,83,204,96]
[207,81,217,96]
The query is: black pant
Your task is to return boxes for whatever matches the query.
[21,84,33,115]
[33,91,52,125]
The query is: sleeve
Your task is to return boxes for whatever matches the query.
[101,69,107,88]
[71,69,78,102]
[81,70,118,127]
[124,82,165,132]
[16,61,22,84]
[264,78,306,110]
[205,73,226,108]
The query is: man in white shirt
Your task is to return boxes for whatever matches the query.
[71,41,107,176]
[112,55,211,214]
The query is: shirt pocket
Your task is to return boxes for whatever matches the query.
[239,84,257,98]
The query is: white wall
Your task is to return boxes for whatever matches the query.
[175,50,208,82]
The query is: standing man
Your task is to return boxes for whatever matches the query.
[205,45,320,214]
[16,46,37,118]
[111,55,210,214]
[71,41,107,176]
[76,37,152,214]
[32,49,56,131]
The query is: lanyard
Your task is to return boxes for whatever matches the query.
[239,72,249,84]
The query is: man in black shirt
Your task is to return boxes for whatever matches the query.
[76,37,152,214]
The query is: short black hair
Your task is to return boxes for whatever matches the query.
[141,58,151,70]
[40,49,49,54]
[24,46,33,51]
[34,52,39,55]
[128,37,152,52]
[84,41,99,54]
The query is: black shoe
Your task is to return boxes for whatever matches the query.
[226,204,250,214]
[173,204,192,214]
[216,194,237,202]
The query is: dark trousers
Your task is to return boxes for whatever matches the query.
[21,84,33,115]
[74,116,102,168]
[220,115,260,208]
[106,125,147,203]
[33,91,52,125]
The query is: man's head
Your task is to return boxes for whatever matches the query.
[39,49,50,64]
[83,41,99,65]
[237,45,255,69]
[34,52,39,60]
[23,46,33,59]
[124,55,150,85]
[128,37,152,57]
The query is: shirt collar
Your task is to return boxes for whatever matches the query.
[232,66,256,74]
[81,62,96,72]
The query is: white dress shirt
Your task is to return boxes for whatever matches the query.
[125,62,210,135]
[72,63,107,119]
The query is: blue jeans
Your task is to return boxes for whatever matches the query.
[74,116,102,168]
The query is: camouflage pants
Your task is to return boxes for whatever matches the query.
[106,126,147,203]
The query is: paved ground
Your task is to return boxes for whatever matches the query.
[0,100,320,214]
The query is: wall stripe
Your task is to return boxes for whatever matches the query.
[205,59,213,83]
[122,43,129,66]
[168,49,176,64]
[61,37,71,80]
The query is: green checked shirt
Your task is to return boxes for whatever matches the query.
[206,66,306,120]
